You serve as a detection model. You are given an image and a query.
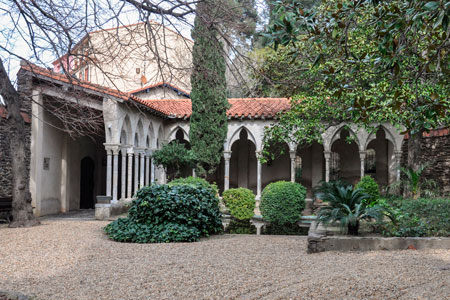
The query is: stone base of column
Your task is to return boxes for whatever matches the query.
[95,203,111,220]
[254,196,261,216]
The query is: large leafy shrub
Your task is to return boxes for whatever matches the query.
[355,176,380,205]
[315,181,385,235]
[260,181,306,225]
[384,198,450,237]
[169,176,218,195]
[104,184,222,243]
[152,142,197,178]
[222,188,255,220]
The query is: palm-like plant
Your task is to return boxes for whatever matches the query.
[315,182,384,235]
[399,163,433,199]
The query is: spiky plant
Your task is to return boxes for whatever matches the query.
[316,184,385,235]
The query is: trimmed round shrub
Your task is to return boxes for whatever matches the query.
[169,176,218,195]
[355,176,380,204]
[222,188,255,220]
[260,181,306,225]
[104,184,222,243]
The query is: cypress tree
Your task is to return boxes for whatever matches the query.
[190,0,228,177]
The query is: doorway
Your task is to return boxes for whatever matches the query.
[80,156,95,209]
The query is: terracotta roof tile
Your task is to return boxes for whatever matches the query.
[20,62,289,119]
[139,97,290,119]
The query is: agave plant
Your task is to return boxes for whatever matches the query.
[315,182,384,235]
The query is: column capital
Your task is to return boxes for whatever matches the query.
[323,150,332,159]
[394,150,403,158]
[223,150,232,160]
[289,150,296,160]
[144,149,153,156]
[127,147,134,155]
[104,143,120,154]
[359,151,366,160]
[255,150,263,159]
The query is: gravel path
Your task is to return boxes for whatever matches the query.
[1,220,449,300]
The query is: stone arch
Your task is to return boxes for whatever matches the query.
[168,126,190,143]
[119,115,132,145]
[227,126,257,151]
[136,119,145,147]
[328,125,361,151]
[147,122,155,148]
[365,125,395,150]
[156,125,164,149]
[330,128,360,184]
[229,129,257,193]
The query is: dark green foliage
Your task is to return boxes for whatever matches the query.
[190,0,229,177]
[315,181,385,235]
[169,176,219,196]
[225,219,256,234]
[104,184,223,243]
[260,181,306,225]
[222,188,255,220]
[262,223,308,235]
[383,198,450,237]
[355,176,380,205]
[151,142,196,178]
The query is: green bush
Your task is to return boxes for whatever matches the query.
[383,198,450,237]
[260,181,307,225]
[222,188,255,220]
[169,176,218,195]
[355,176,380,204]
[104,184,223,243]
[262,223,308,235]
[226,219,256,234]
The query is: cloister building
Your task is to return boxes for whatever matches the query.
[1,22,448,219]
[14,61,406,218]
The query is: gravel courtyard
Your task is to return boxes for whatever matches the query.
[1,219,449,300]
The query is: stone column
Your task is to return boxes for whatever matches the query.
[120,146,127,200]
[256,151,262,199]
[112,146,120,202]
[223,151,232,191]
[145,150,151,186]
[105,147,113,197]
[140,151,145,188]
[359,151,366,179]
[395,150,402,181]
[134,150,139,193]
[289,151,296,183]
[192,169,196,177]
[150,152,156,183]
[126,148,133,198]
[324,151,331,182]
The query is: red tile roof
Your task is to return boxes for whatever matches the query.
[138,97,290,119]
[20,62,290,119]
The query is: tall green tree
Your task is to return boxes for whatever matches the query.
[261,0,450,170]
[190,0,229,177]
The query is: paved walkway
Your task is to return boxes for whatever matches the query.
[0,220,449,300]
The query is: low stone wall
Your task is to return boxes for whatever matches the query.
[307,232,450,253]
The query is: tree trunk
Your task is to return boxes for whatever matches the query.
[407,129,424,172]
[347,221,359,236]
[0,59,39,227]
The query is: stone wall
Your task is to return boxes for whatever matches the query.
[401,133,450,195]
[0,72,32,198]
[0,108,31,198]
